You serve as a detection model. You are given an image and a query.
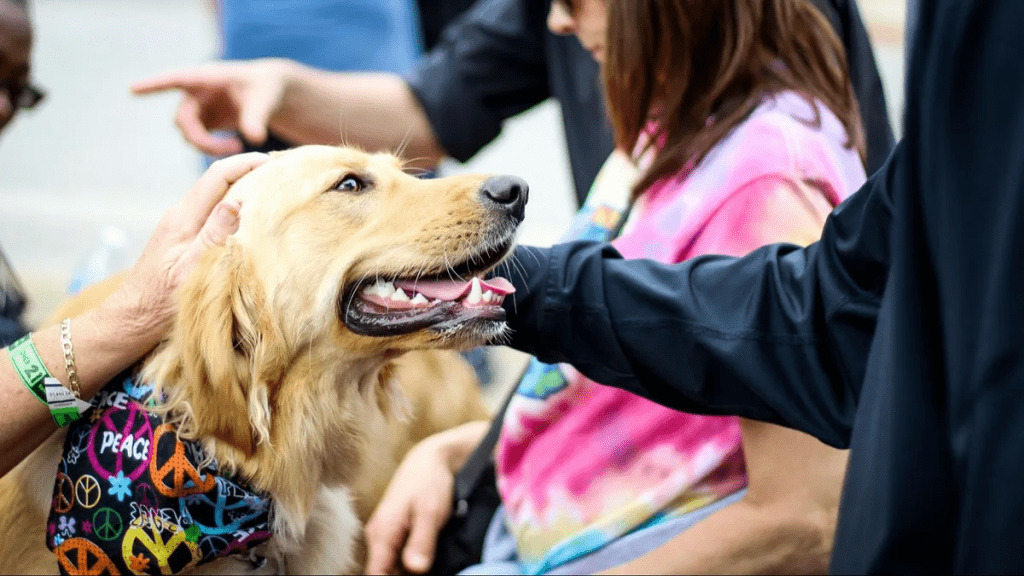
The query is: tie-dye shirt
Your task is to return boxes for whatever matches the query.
[495,91,866,574]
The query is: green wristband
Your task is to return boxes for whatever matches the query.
[8,334,49,405]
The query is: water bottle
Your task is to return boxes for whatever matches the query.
[67,226,131,295]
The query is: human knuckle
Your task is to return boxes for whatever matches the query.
[417,499,446,520]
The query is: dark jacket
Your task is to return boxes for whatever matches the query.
[499,1,1024,572]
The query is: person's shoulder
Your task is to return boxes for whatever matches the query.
[728,92,843,157]
[717,91,865,199]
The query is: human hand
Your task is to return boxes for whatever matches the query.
[365,431,467,575]
[98,153,269,343]
[131,59,294,156]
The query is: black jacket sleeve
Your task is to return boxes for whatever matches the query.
[403,0,551,163]
[500,145,901,448]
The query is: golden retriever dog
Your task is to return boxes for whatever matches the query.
[0,145,528,574]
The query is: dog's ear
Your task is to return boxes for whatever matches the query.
[176,241,288,457]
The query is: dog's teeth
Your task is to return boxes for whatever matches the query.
[433,298,442,304]
[392,288,410,302]
[467,277,483,304]
[483,290,495,303]
[366,280,395,298]
[411,293,429,305]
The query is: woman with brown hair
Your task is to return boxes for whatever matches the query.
[364,0,868,574]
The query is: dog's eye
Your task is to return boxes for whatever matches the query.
[332,175,366,193]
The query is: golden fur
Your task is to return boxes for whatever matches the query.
[0,145,519,574]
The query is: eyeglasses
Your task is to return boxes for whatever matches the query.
[2,82,45,110]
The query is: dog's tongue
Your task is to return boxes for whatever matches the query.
[395,277,515,301]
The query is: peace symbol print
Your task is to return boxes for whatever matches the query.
[54,537,121,576]
[121,518,200,575]
[179,477,267,536]
[87,402,155,482]
[93,507,124,542]
[197,534,229,560]
[135,482,160,513]
[54,472,75,514]
[151,424,215,498]
[66,426,92,465]
[75,475,102,509]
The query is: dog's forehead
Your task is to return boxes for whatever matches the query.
[225,146,403,204]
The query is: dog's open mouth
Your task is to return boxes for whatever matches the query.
[342,244,516,338]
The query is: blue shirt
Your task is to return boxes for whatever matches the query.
[218,0,422,73]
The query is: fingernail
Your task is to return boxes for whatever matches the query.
[406,553,428,572]
[219,201,240,221]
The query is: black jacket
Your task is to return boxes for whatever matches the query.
[500,1,1024,572]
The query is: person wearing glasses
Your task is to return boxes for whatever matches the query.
[0,0,43,347]
[0,0,276,496]
[0,0,40,134]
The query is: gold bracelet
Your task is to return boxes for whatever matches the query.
[59,318,81,399]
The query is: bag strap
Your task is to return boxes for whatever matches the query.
[451,373,521,518]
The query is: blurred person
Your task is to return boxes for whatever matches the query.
[362,0,866,573]
[415,0,478,51]
[0,153,267,477]
[134,0,894,209]
[211,0,425,155]
[0,0,33,133]
[0,1,271,469]
[494,1,1024,572]
[0,0,42,347]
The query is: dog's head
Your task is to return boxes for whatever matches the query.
[145,145,526,462]
[227,145,526,350]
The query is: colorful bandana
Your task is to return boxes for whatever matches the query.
[47,372,272,576]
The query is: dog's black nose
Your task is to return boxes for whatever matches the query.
[480,175,529,222]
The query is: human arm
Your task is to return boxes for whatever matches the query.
[603,420,846,575]
[498,145,902,447]
[131,60,444,167]
[0,153,269,476]
[131,0,552,168]
[364,420,489,575]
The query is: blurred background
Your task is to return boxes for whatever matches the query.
[0,0,907,392]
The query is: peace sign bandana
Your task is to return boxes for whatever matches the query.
[46,371,273,575]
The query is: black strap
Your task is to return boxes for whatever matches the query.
[451,200,637,515]
[451,371,522,517]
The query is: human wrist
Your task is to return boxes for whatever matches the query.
[89,281,170,360]
[272,58,310,127]
[426,420,490,472]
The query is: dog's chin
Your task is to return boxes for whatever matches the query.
[343,296,508,345]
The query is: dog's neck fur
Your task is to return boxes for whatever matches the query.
[144,338,395,555]
[139,243,404,559]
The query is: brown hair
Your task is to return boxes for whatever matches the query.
[603,0,866,200]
